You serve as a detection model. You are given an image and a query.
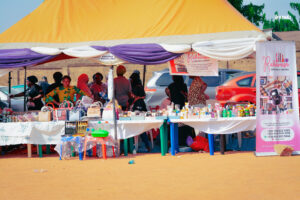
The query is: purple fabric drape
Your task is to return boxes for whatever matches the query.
[92,44,182,65]
[0,48,55,69]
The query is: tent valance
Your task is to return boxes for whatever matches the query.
[0,36,265,70]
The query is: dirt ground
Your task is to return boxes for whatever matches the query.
[0,152,300,200]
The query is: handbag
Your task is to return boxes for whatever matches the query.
[53,101,73,121]
[102,101,118,121]
[38,105,53,122]
[69,102,86,121]
[87,101,103,118]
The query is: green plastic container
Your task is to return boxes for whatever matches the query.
[91,129,109,137]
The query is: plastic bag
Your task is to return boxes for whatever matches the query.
[190,136,209,152]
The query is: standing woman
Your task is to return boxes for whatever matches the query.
[188,76,209,107]
[10,76,44,110]
[168,76,188,109]
[114,65,131,111]
[77,73,93,100]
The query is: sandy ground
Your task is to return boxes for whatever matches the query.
[0,152,300,200]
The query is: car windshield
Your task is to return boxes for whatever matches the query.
[0,87,22,95]
[187,76,220,87]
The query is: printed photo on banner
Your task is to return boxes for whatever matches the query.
[259,76,293,115]
[169,51,218,76]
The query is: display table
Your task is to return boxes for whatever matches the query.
[89,119,168,156]
[0,121,65,145]
[168,117,256,156]
[0,119,168,157]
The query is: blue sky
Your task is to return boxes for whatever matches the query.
[0,0,299,33]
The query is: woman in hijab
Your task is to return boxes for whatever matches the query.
[77,74,93,100]
[168,76,188,109]
[10,76,44,110]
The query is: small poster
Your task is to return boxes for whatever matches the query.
[169,51,218,76]
[99,53,124,65]
[256,41,300,156]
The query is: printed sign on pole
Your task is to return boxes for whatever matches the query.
[256,41,300,156]
[169,51,218,76]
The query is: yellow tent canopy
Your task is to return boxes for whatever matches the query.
[0,0,265,49]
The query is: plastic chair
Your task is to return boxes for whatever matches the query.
[83,136,115,160]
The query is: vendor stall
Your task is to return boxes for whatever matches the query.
[0,0,267,158]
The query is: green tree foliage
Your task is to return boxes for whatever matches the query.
[263,2,300,32]
[228,0,265,26]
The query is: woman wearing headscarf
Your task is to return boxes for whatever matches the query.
[10,76,44,110]
[77,74,93,100]
[168,76,188,109]
[114,65,131,111]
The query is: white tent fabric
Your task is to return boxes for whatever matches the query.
[31,46,107,58]
[159,44,191,54]
[192,37,266,60]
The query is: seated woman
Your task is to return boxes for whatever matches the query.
[10,76,44,110]
[44,75,88,106]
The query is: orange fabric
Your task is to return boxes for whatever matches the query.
[0,0,261,44]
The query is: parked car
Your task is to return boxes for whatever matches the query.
[0,86,25,111]
[145,68,243,107]
[216,72,300,106]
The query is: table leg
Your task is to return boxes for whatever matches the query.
[237,132,242,149]
[71,146,76,157]
[38,145,43,158]
[124,139,128,156]
[174,123,179,152]
[46,145,51,154]
[164,123,168,153]
[170,123,178,156]
[27,144,32,158]
[129,138,134,154]
[160,122,166,156]
[208,134,214,156]
[220,135,225,155]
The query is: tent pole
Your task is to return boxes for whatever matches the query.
[143,65,146,87]
[111,65,118,148]
[24,66,27,112]
[8,72,12,108]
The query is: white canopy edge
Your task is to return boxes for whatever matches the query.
[192,36,266,60]
[0,30,266,49]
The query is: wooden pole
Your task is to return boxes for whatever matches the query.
[8,72,12,108]
[143,65,146,87]
[24,66,27,112]
[111,66,118,149]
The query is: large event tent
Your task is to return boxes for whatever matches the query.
[0,0,266,73]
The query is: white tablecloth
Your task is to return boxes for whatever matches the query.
[0,119,164,145]
[169,117,256,134]
[0,121,65,145]
[89,120,164,140]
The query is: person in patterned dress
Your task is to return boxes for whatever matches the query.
[188,76,209,107]
[44,75,88,106]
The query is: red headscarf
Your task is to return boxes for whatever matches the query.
[77,74,92,97]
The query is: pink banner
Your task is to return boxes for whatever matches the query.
[256,41,300,156]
